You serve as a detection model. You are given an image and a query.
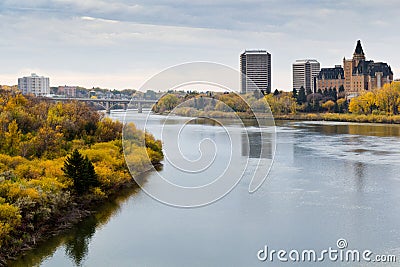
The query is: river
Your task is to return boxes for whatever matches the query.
[11,110,400,266]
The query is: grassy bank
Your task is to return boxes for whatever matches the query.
[163,106,400,124]
[272,113,400,124]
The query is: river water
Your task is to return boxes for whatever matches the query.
[11,111,400,266]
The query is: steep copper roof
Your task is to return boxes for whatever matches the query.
[354,40,364,55]
[353,60,393,77]
[318,66,344,79]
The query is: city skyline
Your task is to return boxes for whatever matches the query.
[0,1,399,90]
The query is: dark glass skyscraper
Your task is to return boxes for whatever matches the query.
[240,50,271,94]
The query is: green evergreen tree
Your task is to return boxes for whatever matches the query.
[297,86,306,104]
[314,99,321,112]
[211,97,216,107]
[333,88,338,101]
[292,88,298,99]
[334,102,339,113]
[193,97,198,109]
[328,88,334,98]
[198,96,204,110]
[273,89,280,96]
[305,102,312,112]
[83,156,99,189]
[62,149,99,195]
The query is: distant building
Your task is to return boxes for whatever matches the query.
[343,40,393,93]
[240,50,271,94]
[292,59,320,93]
[58,86,77,97]
[317,40,393,95]
[18,73,50,96]
[317,65,345,92]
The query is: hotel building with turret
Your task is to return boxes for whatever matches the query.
[317,40,393,95]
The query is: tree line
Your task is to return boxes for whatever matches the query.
[348,82,400,115]
[152,82,400,118]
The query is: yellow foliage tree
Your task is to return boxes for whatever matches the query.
[322,100,335,112]
[5,120,21,156]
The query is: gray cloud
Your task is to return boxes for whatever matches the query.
[0,0,399,89]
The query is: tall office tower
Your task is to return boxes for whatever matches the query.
[292,59,320,93]
[240,50,271,94]
[18,73,50,96]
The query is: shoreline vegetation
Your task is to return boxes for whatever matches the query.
[0,90,163,265]
[273,113,400,124]
[151,81,400,124]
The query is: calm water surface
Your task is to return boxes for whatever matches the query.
[11,111,400,266]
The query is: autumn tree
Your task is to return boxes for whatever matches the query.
[95,118,123,142]
[322,100,335,112]
[217,93,249,112]
[375,83,400,114]
[155,94,180,112]
[33,125,65,158]
[4,120,21,156]
[349,82,400,115]
[265,93,297,115]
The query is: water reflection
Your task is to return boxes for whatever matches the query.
[9,181,146,267]
[241,131,273,159]
[185,117,223,127]
[175,116,276,129]
[64,216,96,266]
[353,162,365,192]
[287,121,400,137]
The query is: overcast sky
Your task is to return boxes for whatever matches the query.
[0,0,399,91]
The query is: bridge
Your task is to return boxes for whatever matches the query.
[47,97,157,113]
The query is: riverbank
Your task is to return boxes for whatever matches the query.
[273,113,400,124]
[1,143,162,266]
[4,178,142,266]
[0,92,164,265]
[165,107,400,124]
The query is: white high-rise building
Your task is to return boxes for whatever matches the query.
[18,73,50,96]
[240,50,272,94]
[292,59,320,93]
